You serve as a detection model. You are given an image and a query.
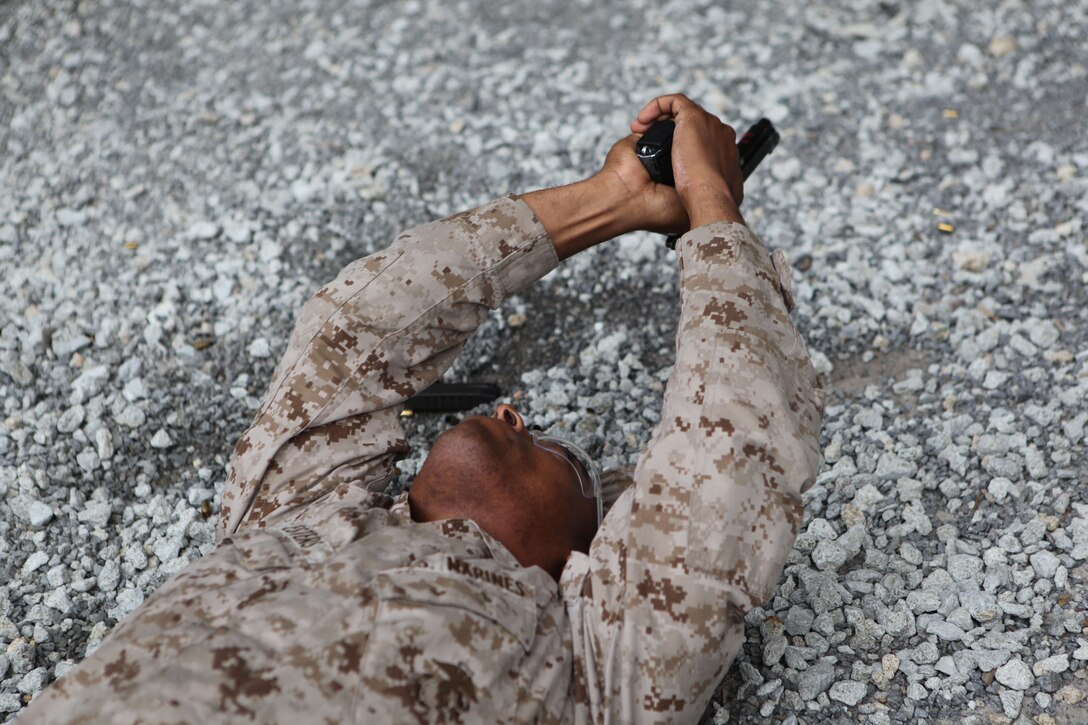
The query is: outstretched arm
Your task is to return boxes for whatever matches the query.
[563,96,825,721]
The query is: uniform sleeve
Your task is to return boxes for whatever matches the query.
[219,194,558,538]
[563,222,824,722]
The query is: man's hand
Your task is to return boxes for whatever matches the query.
[595,135,690,236]
[520,94,745,259]
[631,94,744,229]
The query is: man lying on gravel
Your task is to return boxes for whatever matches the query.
[20,95,823,723]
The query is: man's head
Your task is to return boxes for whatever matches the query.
[408,404,600,581]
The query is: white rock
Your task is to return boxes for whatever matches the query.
[995,658,1034,690]
[187,220,220,240]
[1029,550,1060,579]
[56,208,86,227]
[21,551,49,575]
[27,500,54,528]
[988,477,1015,502]
[1032,653,1069,676]
[223,218,252,243]
[1027,320,1059,348]
[150,429,173,449]
[97,560,120,592]
[43,587,72,614]
[77,501,112,528]
[249,337,271,358]
[828,680,867,706]
[95,428,115,461]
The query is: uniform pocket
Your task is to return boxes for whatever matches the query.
[358,560,537,722]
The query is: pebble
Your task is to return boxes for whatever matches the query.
[97,559,120,592]
[1029,551,1060,579]
[6,637,35,674]
[21,551,49,575]
[795,660,836,700]
[26,500,54,528]
[995,658,1034,690]
[187,220,220,240]
[249,337,271,358]
[811,540,848,572]
[77,501,112,528]
[926,620,965,642]
[828,680,867,706]
[784,606,815,636]
[999,689,1023,718]
[56,404,86,433]
[988,35,1017,57]
[149,429,173,449]
[17,666,47,694]
[1031,653,1068,676]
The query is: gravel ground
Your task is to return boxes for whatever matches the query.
[2,0,1086,722]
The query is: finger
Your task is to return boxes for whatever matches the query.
[631,94,697,131]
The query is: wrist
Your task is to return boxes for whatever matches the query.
[519,175,639,260]
[683,180,743,228]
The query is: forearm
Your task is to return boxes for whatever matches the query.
[518,175,640,260]
[648,222,823,596]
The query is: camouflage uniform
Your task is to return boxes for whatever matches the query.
[20,194,823,724]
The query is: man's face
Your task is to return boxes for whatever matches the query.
[408,404,600,578]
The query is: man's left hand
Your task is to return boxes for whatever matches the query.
[596,135,690,236]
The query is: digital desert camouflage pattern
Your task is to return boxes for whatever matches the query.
[19,194,824,724]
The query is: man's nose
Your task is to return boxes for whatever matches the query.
[493,403,526,432]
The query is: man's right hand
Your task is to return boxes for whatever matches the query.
[631,94,745,229]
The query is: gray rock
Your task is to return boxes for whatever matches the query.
[784,606,815,636]
[5,637,35,674]
[96,559,120,592]
[1029,550,1060,578]
[959,590,999,622]
[43,588,72,615]
[906,590,940,614]
[995,658,1034,690]
[77,501,112,528]
[875,453,916,480]
[811,540,848,572]
[999,689,1023,718]
[763,634,787,666]
[947,554,983,583]
[796,659,836,700]
[0,693,23,713]
[56,404,86,433]
[1032,653,1069,676]
[21,551,49,575]
[972,648,1012,672]
[17,666,48,694]
[828,680,867,706]
[912,641,940,665]
[926,620,965,642]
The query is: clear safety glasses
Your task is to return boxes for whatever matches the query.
[529,430,603,528]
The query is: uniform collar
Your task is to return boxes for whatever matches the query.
[391,492,524,570]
